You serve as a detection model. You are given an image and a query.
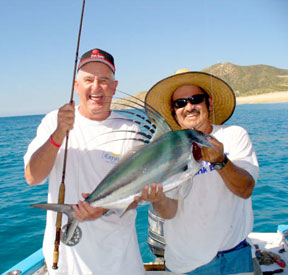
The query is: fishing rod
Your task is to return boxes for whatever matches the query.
[52,0,86,270]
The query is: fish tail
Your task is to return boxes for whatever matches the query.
[31,203,79,245]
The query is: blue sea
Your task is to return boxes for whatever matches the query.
[0,103,288,273]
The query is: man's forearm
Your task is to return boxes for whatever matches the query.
[25,137,62,185]
[152,196,178,219]
[218,160,255,199]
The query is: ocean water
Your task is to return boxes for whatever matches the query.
[0,103,287,273]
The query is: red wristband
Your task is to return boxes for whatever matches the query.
[49,135,61,148]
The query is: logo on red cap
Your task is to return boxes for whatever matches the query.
[91,49,105,60]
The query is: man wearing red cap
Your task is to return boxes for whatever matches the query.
[24,49,145,274]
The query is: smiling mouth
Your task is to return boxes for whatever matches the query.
[89,94,104,101]
[184,110,200,118]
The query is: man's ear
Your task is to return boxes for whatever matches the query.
[74,79,79,95]
[112,80,118,96]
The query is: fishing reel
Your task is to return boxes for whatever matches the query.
[60,224,82,246]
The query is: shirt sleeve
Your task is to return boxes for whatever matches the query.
[224,126,259,183]
[23,111,58,171]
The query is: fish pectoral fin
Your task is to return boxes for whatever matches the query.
[103,194,141,217]
[109,200,134,217]
[113,207,128,217]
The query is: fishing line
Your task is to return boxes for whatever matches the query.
[52,0,86,270]
[209,74,216,124]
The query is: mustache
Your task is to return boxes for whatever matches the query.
[184,108,200,117]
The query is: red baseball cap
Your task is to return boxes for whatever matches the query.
[78,48,115,73]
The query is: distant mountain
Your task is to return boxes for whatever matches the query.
[112,63,288,109]
[202,63,288,96]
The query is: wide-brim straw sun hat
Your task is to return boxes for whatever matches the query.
[145,70,236,131]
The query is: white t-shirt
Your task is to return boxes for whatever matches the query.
[164,124,259,274]
[24,108,145,275]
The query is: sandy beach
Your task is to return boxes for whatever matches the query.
[236,91,288,104]
[112,91,288,110]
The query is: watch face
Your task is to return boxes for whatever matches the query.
[211,155,228,170]
[212,163,223,170]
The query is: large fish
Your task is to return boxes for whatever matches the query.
[32,129,212,245]
[31,95,213,245]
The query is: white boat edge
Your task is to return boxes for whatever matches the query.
[3,224,288,275]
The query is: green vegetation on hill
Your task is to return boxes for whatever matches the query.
[202,63,288,96]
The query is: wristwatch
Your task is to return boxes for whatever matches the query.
[211,155,229,170]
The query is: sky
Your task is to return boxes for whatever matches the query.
[0,0,287,117]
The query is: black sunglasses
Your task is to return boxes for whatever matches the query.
[173,94,206,109]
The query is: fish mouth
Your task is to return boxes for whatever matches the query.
[192,142,202,162]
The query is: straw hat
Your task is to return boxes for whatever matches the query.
[145,70,236,130]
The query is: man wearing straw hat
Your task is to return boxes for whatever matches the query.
[141,70,259,274]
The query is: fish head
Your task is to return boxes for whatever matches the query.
[185,129,214,148]
[180,129,214,163]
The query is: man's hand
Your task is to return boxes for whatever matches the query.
[201,136,226,163]
[121,183,165,213]
[139,182,178,219]
[52,101,76,145]
[73,193,108,222]
[127,183,164,212]
[140,182,164,202]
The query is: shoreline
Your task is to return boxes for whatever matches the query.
[236,91,288,104]
[1,91,288,118]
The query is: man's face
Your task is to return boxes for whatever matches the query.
[172,85,212,132]
[75,62,118,121]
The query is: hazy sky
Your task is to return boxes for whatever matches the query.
[1,0,287,116]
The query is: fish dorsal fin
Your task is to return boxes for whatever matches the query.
[144,101,172,142]
[148,121,170,142]
[112,91,172,142]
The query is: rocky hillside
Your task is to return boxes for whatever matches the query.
[202,63,288,96]
[112,63,288,108]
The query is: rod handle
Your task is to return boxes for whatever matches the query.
[52,227,61,269]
